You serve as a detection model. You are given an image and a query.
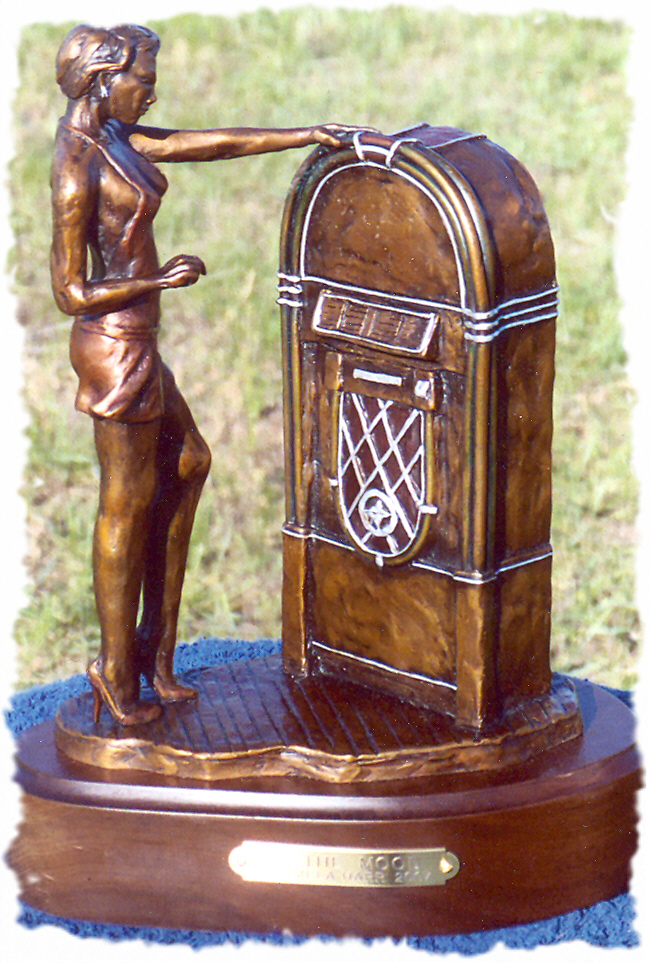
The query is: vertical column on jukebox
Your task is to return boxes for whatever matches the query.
[279,126,557,731]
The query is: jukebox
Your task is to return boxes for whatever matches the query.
[279,124,574,734]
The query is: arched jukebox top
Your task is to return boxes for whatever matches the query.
[279,125,565,733]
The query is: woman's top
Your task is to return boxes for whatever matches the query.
[55,118,172,422]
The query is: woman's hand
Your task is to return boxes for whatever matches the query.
[156,254,207,289]
[312,124,379,148]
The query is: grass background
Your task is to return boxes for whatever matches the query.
[10,6,639,689]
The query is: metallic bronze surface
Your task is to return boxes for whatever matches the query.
[50,23,359,727]
[54,654,582,782]
[279,123,566,742]
[311,542,457,683]
[304,165,462,302]
[13,26,638,936]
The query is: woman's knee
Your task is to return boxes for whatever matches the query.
[179,433,211,484]
[161,378,211,484]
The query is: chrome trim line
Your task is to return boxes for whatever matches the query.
[463,308,558,342]
[282,525,310,540]
[427,132,487,150]
[300,273,558,339]
[352,368,404,387]
[497,548,553,574]
[301,275,455,314]
[308,531,347,550]
[352,132,390,162]
[385,138,419,167]
[352,130,366,161]
[411,562,493,583]
[308,531,552,582]
[299,162,468,311]
[312,641,458,692]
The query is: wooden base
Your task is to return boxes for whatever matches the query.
[9,676,640,937]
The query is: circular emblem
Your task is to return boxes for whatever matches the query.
[359,489,399,537]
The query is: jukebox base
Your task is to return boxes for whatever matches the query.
[10,674,639,937]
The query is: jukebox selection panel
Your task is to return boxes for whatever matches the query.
[313,290,438,355]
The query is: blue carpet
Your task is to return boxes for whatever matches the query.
[6,638,639,954]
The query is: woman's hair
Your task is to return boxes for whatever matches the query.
[56,23,160,100]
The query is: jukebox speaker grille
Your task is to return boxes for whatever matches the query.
[337,393,426,560]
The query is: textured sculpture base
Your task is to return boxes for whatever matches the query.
[53,654,582,782]
[10,676,639,936]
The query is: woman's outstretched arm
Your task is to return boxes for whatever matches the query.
[128,124,357,163]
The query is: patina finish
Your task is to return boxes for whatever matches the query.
[11,30,639,934]
[279,125,565,734]
[54,653,581,781]
[50,23,355,726]
[50,37,582,770]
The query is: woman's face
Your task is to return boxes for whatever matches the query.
[104,46,157,124]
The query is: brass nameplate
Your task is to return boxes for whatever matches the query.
[229,841,460,887]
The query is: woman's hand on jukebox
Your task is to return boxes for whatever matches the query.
[156,254,207,289]
[312,124,380,148]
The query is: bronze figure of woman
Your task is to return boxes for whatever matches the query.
[50,23,352,725]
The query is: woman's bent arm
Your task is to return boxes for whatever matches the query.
[50,144,204,317]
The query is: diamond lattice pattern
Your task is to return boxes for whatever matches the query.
[338,393,425,558]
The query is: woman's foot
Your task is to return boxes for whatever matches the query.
[136,630,198,703]
[151,673,198,704]
[88,658,162,726]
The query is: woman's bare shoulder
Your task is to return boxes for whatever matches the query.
[51,124,99,200]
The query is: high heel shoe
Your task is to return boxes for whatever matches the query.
[150,672,198,704]
[136,632,198,704]
[88,658,162,726]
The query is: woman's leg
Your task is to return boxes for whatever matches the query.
[138,372,211,697]
[92,415,161,709]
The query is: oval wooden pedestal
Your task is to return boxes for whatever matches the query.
[9,676,640,938]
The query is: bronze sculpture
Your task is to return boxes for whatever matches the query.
[49,23,355,726]
[7,20,639,938]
